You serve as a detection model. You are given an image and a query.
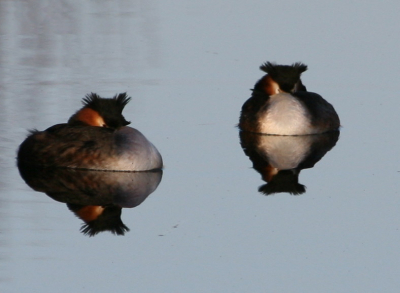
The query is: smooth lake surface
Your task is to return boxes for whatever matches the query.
[1,1,400,292]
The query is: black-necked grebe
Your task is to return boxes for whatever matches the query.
[239,62,340,135]
[18,93,163,171]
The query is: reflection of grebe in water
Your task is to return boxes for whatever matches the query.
[240,131,339,195]
[17,165,163,236]
[68,204,130,236]
[18,93,162,171]
[239,62,340,135]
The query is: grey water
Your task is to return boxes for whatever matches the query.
[1,0,400,292]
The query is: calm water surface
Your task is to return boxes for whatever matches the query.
[1,1,400,292]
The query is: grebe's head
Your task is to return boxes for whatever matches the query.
[68,93,131,129]
[255,62,308,95]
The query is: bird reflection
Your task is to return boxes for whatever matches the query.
[17,163,162,236]
[239,131,339,195]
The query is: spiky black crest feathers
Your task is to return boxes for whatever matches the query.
[82,92,131,113]
[260,62,308,92]
[81,92,131,129]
